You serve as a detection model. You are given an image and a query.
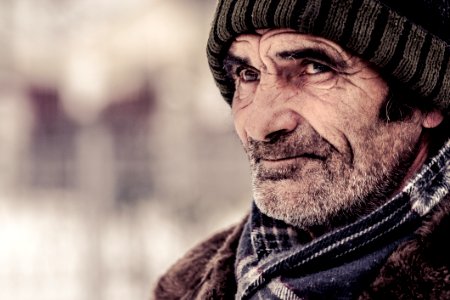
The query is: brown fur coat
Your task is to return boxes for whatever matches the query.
[154,197,450,299]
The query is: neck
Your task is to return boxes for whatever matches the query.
[394,132,431,194]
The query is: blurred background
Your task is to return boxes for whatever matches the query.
[0,0,252,299]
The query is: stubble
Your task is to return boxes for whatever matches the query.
[246,120,422,228]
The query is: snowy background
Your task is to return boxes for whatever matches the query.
[0,1,251,299]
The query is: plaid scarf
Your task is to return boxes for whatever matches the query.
[235,139,450,300]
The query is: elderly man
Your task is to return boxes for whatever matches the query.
[155,0,450,299]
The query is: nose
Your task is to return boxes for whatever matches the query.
[244,87,300,143]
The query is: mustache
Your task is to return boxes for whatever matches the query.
[245,125,337,163]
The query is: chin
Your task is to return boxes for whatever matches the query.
[252,181,343,227]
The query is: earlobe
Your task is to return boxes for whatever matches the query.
[422,110,444,128]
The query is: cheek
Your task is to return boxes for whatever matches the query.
[236,81,258,98]
[289,89,372,153]
[306,83,384,129]
[232,108,248,145]
[233,88,255,112]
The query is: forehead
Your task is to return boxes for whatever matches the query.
[228,28,354,65]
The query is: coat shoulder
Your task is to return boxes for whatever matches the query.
[153,216,248,300]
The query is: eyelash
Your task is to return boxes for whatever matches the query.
[234,66,260,83]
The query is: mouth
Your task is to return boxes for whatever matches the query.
[252,153,326,181]
[258,153,324,162]
[256,153,325,169]
[258,153,325,163]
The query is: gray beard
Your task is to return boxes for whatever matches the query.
[246,120,422,228]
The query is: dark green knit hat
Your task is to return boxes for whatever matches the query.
[207,0,450,112]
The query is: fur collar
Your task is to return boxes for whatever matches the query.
[153,217,247,299]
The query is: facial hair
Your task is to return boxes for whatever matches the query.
[245,119,422,228]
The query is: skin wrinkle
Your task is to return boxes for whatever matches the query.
[298,78,361,164]
[295,91,353,157]
[229,29,443,230]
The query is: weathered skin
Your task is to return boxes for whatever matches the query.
[227,29,443,228]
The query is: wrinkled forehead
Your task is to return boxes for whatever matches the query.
[228,28,356,67]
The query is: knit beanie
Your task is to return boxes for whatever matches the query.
[206,0,450,112]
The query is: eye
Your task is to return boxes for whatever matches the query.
[238,67,260,83]
[304,61,332,75]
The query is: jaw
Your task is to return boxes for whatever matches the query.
[251,123,424,229]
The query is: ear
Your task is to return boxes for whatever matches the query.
[422,110,444,128]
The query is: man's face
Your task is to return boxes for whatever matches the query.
[227,29,428,227]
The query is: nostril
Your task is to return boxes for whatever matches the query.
[265,129,289,143]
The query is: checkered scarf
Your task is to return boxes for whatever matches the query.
[235,138,450,300]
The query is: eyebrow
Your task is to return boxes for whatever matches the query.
[276,48,349,69]
[223,47,349,75]
[223,54,251,69]
[223,54,255,79]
